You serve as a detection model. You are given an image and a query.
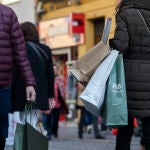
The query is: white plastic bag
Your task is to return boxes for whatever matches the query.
[80,50,119,116]
[6,112,20,146]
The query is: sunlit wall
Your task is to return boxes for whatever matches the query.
[3,0,36,23]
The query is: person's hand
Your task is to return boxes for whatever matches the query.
[49,98,55,110]
[26,86,36,101]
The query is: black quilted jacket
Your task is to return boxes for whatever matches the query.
[112,8,150,118]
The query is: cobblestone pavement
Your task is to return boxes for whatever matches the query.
[5,123,140,150]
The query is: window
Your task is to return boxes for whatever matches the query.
[2,0,21,5]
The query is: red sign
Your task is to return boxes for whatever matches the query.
[70,13,85,34]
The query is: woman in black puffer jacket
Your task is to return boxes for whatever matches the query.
[111,0,150,149]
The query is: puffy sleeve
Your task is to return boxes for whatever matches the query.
[111,11,129,54]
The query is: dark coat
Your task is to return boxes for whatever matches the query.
[112,8,150,118]
[0,4,35,86]
[11,42,54,112]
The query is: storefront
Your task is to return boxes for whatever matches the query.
[39,13,84,79]
[38,0,115,57]
[39,14,85,56]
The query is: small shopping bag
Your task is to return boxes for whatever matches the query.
[24,123,49,150]
[13,102,49,150]
[80,50,119,116]
[103,54,128,128]
[13,123,24,150]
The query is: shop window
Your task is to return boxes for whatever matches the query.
[94,17,105,45]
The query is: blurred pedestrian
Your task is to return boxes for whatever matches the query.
[42,65,67,139]
[110,0,150,149]
[11,22,55,132]
[0,4,36,150]
[77,83,104,139]
[52,65,67,138]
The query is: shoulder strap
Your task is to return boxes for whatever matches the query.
[27,42,46,68]
[137,9,150,34]
[31,42,49,60]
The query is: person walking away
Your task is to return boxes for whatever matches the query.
[110,0,150,149]
[11,22,55,130]
[0,4,36,150]
[42,65,66,139]
[52,65,66,138]
[77,83,105,139]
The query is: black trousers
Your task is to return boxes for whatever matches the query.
[42,108,60,138]
[0,138,5,150]
[51,108,61,137]
[116,117,150,150]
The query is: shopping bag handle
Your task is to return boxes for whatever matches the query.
[25,102,33,123]
[24,102,43,135]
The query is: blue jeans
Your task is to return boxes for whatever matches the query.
[0,86,11,139]
[42,108,61,138]
[42,113,53,138]
[79,109,101,138]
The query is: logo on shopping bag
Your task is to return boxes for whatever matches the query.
[112,83,122,93]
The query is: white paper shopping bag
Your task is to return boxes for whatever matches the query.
[80,50,119,116]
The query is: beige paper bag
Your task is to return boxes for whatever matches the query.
[70,41,110,84]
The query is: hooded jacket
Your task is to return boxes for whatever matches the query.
[120,0,150,11]
[112,0,150,117]
[0,4,35,86]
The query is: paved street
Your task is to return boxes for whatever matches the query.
[5,122,140,150]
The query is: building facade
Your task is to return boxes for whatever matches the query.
[38,0,115,59]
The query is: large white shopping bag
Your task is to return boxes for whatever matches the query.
[80,50,119,116]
